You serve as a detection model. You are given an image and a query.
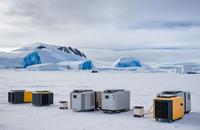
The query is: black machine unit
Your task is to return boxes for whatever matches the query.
[32,91,53,106]
[8,90,25,104]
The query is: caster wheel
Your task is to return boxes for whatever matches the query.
[168,120,173,123]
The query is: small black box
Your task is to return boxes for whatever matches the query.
[8,90,25,104]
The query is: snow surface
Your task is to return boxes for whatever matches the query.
[0,48,200,130]
[27,63,60,71]
[0,70,200,130]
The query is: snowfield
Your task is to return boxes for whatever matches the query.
[0,70,200,130]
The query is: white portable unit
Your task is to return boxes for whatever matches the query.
[70,90,101,111]
[59,101,68,109]
[157,91,191,113]
[133,106,144,117]
[102,89,130,113]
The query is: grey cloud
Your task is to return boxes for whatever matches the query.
[5,0,116,27]
[4,0,200,28]
[128,21,200,29]
[0,0,200,48]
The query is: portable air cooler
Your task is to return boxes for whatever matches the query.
[102,89,130,113]
[70,90,101,111]
[154,95,184,122]
[157,91,191,113]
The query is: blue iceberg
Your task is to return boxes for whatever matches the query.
[58,60,94,70]
[22,52,41,68]
[80,60,93,70]
[114,57,142,68]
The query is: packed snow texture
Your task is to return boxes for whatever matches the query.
[0,48,200,130]
[0,43,87,68]
[27,63,60,71]
[0,70,200,130]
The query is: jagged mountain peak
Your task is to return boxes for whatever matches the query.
[16,43,86,58]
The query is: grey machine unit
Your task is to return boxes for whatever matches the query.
[102,89,130,113]
[70,90,102,111]
[157,91,191,113]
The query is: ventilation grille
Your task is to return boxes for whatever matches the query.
[155,100,169,119]
[90,93,95,106]
[42,94,49,105]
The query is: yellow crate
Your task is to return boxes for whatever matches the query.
[24,91,32,103]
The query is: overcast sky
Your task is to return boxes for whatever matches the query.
[0,0,200,49]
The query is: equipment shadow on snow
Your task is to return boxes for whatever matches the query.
[177,112,200,127]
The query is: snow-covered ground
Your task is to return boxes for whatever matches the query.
[0,70,200,130]
[0,48,200,130]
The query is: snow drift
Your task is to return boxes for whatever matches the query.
[114,56,142,68]
[27,63,60,71]
[176,62,200,74]
[158,65,183,74]
[27,60,94,71]
[58,60,94,70]
[0,43,87,68]
[157,62,200,74]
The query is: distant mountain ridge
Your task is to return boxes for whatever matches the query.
[0,43,87,68]
[16,43,87,58]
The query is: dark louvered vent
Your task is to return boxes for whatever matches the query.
[90,93,95,106]
[155,100,169,119]
[42,94,49,105]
